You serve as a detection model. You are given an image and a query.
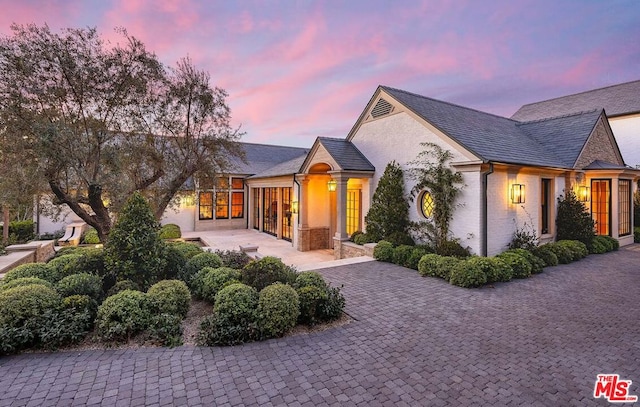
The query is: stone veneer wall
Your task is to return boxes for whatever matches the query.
[333,240,376,260]
[297,227,330,251]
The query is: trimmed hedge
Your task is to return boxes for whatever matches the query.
[449,260,487,288]
[82,228,100,244]
[169,241,203,259]
[406,246,433,270]
[0,220,35,243]
[2,263,56,284]
[159,224,182,240]
[503,249,544,274]
[181,252,223,286]
[95,290,150,342]
[106,280,140,297]
[147,280,191,318]
[496,252,532,279]
[464,256,512,284]
[543,242,573,264]
[373,240,394,263]
[591,235,619,253]
[0,277,53,291]
[392,245,415,268]
[55,273,104,301]
[258,283,300,339]
[296,285,328,325]
[417,254,461,280]
[215,250,252,270]
[241,256,297,291]
[293,271,326,290]
[47,254,83,281]
[200,267,242,303]
[531,245,559,267]
[0,285,62,328]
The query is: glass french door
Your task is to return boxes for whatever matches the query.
[262,188,278,236]
[282,187,293,241]
[591,180,611,236]
[252,188,260,230]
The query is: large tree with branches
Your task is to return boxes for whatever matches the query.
[0,24,242,241]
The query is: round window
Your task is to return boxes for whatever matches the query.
[420,191,434,218]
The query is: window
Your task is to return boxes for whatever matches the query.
[420,192,434,218]
[231,192,244,219]
[591,179,611,236]
[198,191,213,220]
[282,187,293,241]
[541,179,551,234]
[347,189,361,235]
[252,188,260,230]
[619,180,631,236]
[263,188,278,236]
[215,190,229,219]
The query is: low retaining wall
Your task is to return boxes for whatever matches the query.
[0,240,56,276]
[333,240,376,260]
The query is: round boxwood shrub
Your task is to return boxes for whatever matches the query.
[496,252,532,279]
[353,233,376,245]
[293,271,326,290]
[373,240,394,263]
[449,260,487,288]
[170,241,203,260]
[591,235,618,253]
[63,294,97,319]
[589,238,608,254]
[55,246,86,257]
[297,285,328,325]
[146,313,184,347]
[406,246,433,271]
[463,257,502,284]
[95,289,150,342]
[544,242,573,264]
[215,250,252,270]
[417,254,461,280]
[531,245,559,267]
[159,224,182,240]
[160,242,187,282]
[200,267,242,303]
[2,263,56,284]
[82,228,100,244]
[241,256,297,291]
[181,252,223,286]
[556,240,588,260]
[392,245,415,268]
[0,277,53,291]
[147,280,191,318]
[55,273,104,301]
[0,284,62,328]
[258,283,300,339]
[486,257,513,283]
[504,249,544,274]
[74,248,106,275]
[318,285,346,322]
[106,280,141,297]
[47,254,84,281]
[200,283,259,346]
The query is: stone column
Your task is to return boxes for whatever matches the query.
[334,175,349,240]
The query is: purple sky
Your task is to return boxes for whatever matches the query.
[1,0,639,147]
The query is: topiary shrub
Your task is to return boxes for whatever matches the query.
[449,260,487,288]
[2,262,56,284]
[556,190,596,249]
[531,245,559,267]
[47,254,83,281]
[104,192,167,290]
[257,283,300,339]
[159,224,181,240]
[200,267,242,303]
[180,252,223,287]
[503,249,544,274]
[0,277,53,291]
[543,242,573,264]
[417,254,461,280]
[106,280,141,297]
[82,228,100,244]
[557,240,589,260]
[147,280,191,318]
[95,289,150,342]
[296,285,328,326]
[293,271,326,290]
[496,252,532,279]
[55,273,104,301]
[146,313,183,347]
[392,245,415,268]
[170,241,203,259]
[353,233,376,245]
[214,250,252,269]
[373,240,394,263]
[436,240,471,258]
[486,257,513,283]
[74,248,106,275]
[463,257,504,284]
[406,246,433,270]
[241,256,297,291]
[318,285,346,322]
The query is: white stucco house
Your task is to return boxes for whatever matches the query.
[37,81,640,257]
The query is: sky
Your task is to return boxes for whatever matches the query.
[1,0,639,147]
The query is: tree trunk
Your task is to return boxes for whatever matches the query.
[2,206,9,243]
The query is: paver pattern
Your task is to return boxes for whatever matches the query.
[1,247,639,406]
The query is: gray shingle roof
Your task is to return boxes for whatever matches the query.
[582,160,628,170]
[382,86,605,168]
[248,155,307,179]
[511,80,640,121]
[317,137,375,171]
[227,142,308,175]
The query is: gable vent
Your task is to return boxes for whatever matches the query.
[370,98,393,118]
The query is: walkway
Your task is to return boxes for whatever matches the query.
[0,247,639,406]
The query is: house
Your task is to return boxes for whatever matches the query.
[37,82,639,257]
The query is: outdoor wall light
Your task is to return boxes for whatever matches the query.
[578,186,590,202]
[291,201,299,214]
[510,184,525,204]
[327,179,337,192]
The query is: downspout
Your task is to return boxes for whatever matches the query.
[481,162,494,257]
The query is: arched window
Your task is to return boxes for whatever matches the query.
[420,191,434,218]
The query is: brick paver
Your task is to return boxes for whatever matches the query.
[1,247,639,406]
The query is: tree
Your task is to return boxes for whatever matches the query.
[556,190,595,248]
[364,161,411,242]
[408,143,464,250]
[0,24,242,241]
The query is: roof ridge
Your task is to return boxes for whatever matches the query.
[239,141,307,151]
[516,108,602,124]
[518,79,640,109]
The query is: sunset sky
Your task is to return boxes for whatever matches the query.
[1,0,639,147]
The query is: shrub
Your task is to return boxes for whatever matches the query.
[449,260,487,288]
[543,242,573,264]
[392,245,415,268]
[349,230,363,243]
[146,313,183,347]
[486,257,513,283]
[2,262,56,284]
[353,233,376,245]
[508,225,539,251]
[531,245,559,267]
[463,257,510,284]
[39,296,95,349]
[496,252,532,279]
[0,277,53,291]
[215,249,252,269]
[181,252,223,286]
[635,227,640,243]
[296,285,328,325]
[556,190,596,249]
[417,254,461,280]
[373,240,394,263]
[436,240,471,258]
[258,283,300,339]
[241,256,297,291]
[47,254,83,281]
[147,280,191,318]
[385,232,415,247]
[82,228,100,244]
[55,246,88,257]
[75,248,106,275]
[106,280,140,297]
[293,271,326,290]
[406,246,433,270]
[0,220,35,243]
[160,242,187,281]
[557,240,589,260]
[200,267,242,303]
[104,192,167,290]
[159,224,182,240]
[318,285,346,321]
[62,294,97,319]
[593,235,618,252]
[95,290,150,342]
[55,273,104,301]
[503,249,544,274]
[170,241,203,259]
[0,285,62,328]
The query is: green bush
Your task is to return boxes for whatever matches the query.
[557,240,589,260]
[146,313,183,347]
[392,245,415,268]
[589,239,607,254]
[170,241,203,259]
[463,257,506,284]
[417,254,461,280]
[0,277,53,291]
[2,262,56,284]
[200,267,242,303]
[385,232,415,247]
[62,294,97,319]
[82,228,100,244]
[436,240,471,258]
[181,252,223,286]
[0,284,62,328]
[55,246,88,257]
[556,190,595,249]
[543,242,573,264]
[258,283,300,339]
[496,252,532,279]
[406,246,433,270]
[38,297,94,349]
[531,245,559,267]
[449,260,487,288]
[160,242,187,281]
[503,249,544,274]
[592,235,618,252]
[104,192,167,290]
[293,271,326,289]
[159,224,182,240]
[55,273,104,301]
[296,285,328,325]
[241,256,297,291]
[106,280,140,297]
[486,257,513,283]
[95,290,150,342]
[47,254,83,281]
[147,280,191,318]
[605,236,620,251]
[215,250,252,269]
[0,220,35,243]
[75,248,106,275]
[373,240,394,262]
[349,230,363,242]
[318,285,345,321]
[634,227,640,243]
[353,233,376,245]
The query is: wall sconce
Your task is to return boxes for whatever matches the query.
[578,186,590,202]
[327,179,337,192]
[291,201,299,214]
[510,184,525,204]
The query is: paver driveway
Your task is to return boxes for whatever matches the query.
[1,247,639,406]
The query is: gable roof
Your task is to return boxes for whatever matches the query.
[317,137,375,171]
[248,155,307,179]
[381,86,601,168]
[227,142,308,175]
[511,80,640,121]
